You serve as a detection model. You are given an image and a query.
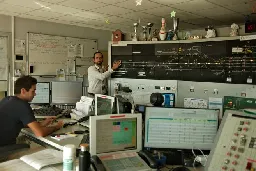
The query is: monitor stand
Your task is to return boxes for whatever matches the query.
[172,150,190,171]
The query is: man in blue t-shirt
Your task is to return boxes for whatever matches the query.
[0,76,63,146]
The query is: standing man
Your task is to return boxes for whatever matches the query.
[0,75,63,147]
[88,51,121,96]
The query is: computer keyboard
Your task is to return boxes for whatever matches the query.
[104,156,147,171]
[33,106,63,117]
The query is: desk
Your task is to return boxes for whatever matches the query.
[21,119,89,150]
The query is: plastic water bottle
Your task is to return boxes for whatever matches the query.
[79,144,91,171]
[63,144,76,171]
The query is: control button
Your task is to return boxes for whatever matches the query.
[238,148,244,153]
[224,159,230,164]
[227,152,232,156]
[232,139,237,144]
[231,146,237,151]
[237,127,242,131]
[246,162,252,170]
[222,166,228,170]
[232,161,237,165]
[240,138,246,146]
[234,133,239,136]
[240,121,244,125]
[234,154,239,159]
[243,128,248,132]
[230,169,235,171]
[245,121,250,125]
[240,134,246,138]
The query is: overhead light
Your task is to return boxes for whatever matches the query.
[34,1,51,10]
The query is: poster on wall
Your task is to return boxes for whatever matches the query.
[68,44,84,57]
[15,39,26,55]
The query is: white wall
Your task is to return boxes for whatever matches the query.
[15,17,111,51]
[0,14,11,33]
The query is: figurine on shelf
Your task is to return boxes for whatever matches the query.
[166,30,175,40]
[159,18,167,41]
[230,23,239,37]
[205,26,216,38]
[152,29,159,41]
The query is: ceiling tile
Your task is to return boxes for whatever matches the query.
[171,0,220,12]
[118,11,158,21]
[0,3,35,14]
[206,0,251,7]
[105,16,134,24]
[149,0,193,5]
[183,18,224,27]
[0,10,18,16]
[41,0,68,3]
[91,5,134,15]
[49,4,82,15]
[57,14,91,23]
[5,0,51,9]
[225,1,254,15]
[195,7,235,17]
[208,13,246,24]
[94,0,126,4]
[115,0,163,11]
[18,14,50,20]
[61,0,108,10]
[24,9,64,18]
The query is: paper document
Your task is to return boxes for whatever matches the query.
[20,149,63,170]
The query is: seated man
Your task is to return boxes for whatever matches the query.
[0,75,63,147]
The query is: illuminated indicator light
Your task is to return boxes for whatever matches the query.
[110,115,126,118]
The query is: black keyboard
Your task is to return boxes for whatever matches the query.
[33,106,63,117]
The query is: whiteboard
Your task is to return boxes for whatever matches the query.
[27,33,97,75]
[0,36,8,80]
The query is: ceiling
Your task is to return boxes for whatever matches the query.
[0,0,252,33]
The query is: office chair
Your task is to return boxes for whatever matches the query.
[0,144,30,162]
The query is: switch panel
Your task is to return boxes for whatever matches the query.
[206,110,256,171]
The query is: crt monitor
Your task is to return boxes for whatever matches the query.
[30,82,50,104]
[144,107,219,150]
[95,94,115,115]
[89,114,142,155]
[51,81,83,105]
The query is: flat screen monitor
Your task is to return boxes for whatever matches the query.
[144,107,219,150]
[51,81,82,105]
[30,82,50,104]
[95,94,115,115]
[89,114,142,155]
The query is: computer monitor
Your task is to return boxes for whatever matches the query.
[95,94,115,115]
[30,82,50,104]
[89,114,142,155]
[144,107,219,150]
[51,81,83,105]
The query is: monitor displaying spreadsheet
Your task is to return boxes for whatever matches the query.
[144,107,219,150]
[31,82,50,104]
[95,118,137,154]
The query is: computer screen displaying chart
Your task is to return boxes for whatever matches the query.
[144,107,219,150]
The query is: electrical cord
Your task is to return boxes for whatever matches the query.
[191,146,208,171]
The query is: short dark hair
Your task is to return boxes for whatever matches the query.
[93,51,103,58]
[14,75,37,94]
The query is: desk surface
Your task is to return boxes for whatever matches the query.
[21,118,89,150]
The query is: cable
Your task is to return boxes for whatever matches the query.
[191,146,208,170]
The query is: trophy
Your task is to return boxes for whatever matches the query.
[172,17,179,40]
[142,26,147,41]
[147,23,154,41]
[132,23,139,41]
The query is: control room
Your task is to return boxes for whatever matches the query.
[0,0,255,171]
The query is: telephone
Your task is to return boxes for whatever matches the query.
[91,150,157,171]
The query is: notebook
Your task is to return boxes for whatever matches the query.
[0,149,63,171]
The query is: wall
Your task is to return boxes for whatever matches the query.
[0,14,11,33]
[15,17,111,51]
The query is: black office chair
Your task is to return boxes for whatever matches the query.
[0,144,30,162]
